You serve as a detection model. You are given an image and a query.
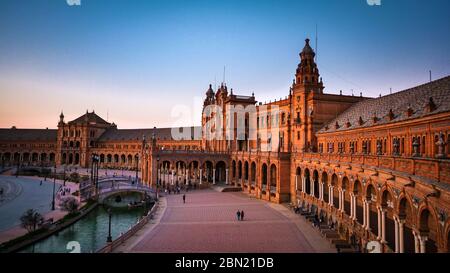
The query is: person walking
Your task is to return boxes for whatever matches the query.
[182,194,186,204]
[240,210,245,221]
[236,210,241,221]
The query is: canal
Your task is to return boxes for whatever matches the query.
[20,193,151,253]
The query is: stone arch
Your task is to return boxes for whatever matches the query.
[40,153,47,163]
[313,169,319,199]
[353,179,364,225]
[232,160,236,180]
[296,167,302,191]
[342,177,351,216]
[74,153,80,165]
[114,154,119,164]
[49,153,55,163]
[62,153,67,164]
[331,173,339,208]
[215,160,227,183]
[261,163,268,190]
[398,196,415,253]
[366,183,378,235]
[304,168,311,195]
[100,154,105,163]
[270,164,277,193]
[418,207,438,253]
[68,153,73,164]
[121,154,126,164]
[127,154,133,165]
[107,154,112,163]
[250,161,256,185]
[322,171,328,203]
[244,161,249,181]
[238,161,242,180]
[381,189,396,251]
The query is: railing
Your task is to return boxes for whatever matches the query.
[296,152,450,184]
[97,201,159,253]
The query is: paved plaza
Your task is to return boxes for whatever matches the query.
[118,189,335,253]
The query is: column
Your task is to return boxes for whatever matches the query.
[362,199,367,228]
[302,177,306,193]
[381,209,387,243]
[199,169,203,185]
[295,175,298,192]
[377,207,382,239]
[185,169,189,185]
[366,201,371,231]
[394,216,399,253]
[353,195,357,220]
[350,193,354,219]
[339,189,343,212]
[399,219,405,253]
[225,168,229,185]
[419,235,427,253]
[329,185,333,205]
[213,168,216,184]
[171,170,174,185]
[320,182,324,201]
[413,231,420,253]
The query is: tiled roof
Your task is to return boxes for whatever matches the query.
[97,127,202,141]
[318,75,450,133]
[68,111,110,125]
[0,128,57,141]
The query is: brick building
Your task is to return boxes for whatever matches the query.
[1,39,449,252]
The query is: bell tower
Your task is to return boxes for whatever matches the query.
[291,38,324,152]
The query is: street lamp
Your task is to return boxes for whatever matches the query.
[107,208,112,243]
[63,164,67,187]
[51,165,56,211]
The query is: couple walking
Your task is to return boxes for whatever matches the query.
[236,210,245,221]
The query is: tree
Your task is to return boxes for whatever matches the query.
[20,209,44,233]
[60,197,79,214]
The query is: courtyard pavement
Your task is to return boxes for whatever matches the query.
[115,189,335,253]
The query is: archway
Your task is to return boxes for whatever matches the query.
[399,197,415,253]
[354,180,363,224]
[270,164,277,194]
[75,153,80,165]
[342,177,351,216]
[68,153,73,165]
[261,163,268,191]
[244,161,249,183]
[313,170,319,199]
[232,160,236,181]
[331,174,339,208]
[366,184,378,235]
[238,161,242,181]
[419,208,438,253]
[322,171,328,203]
[296,167,302,192]
[215,161,227,183]
[250,162,256,186]
[62,153,67,164]
[304,169,311,195]
[382,190,396,252]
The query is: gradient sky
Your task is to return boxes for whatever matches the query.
[0,0,449,129]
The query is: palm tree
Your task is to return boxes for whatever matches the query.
[20,209,44,233]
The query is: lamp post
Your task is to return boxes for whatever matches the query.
[91,153,99,197]
[51,165,56,211]
[156,156,160,201]
[63,164,67,187]
[107,208,112,243]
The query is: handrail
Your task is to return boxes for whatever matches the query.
[96,201,159,253]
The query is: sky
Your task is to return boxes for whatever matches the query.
[0,0,449,129]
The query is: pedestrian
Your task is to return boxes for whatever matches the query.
[183,194,186,204]
[236,210,241,221]
[40,180,43,186]
[240,210,245,221]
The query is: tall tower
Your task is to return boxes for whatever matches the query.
[291,39,324,152]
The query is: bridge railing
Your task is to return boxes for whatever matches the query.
[96,200,159,253]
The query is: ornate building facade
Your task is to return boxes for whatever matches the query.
[0,39,449,253]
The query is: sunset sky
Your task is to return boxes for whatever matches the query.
[0,0,449,129]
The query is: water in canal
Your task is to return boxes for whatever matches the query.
[20,193,151,253]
